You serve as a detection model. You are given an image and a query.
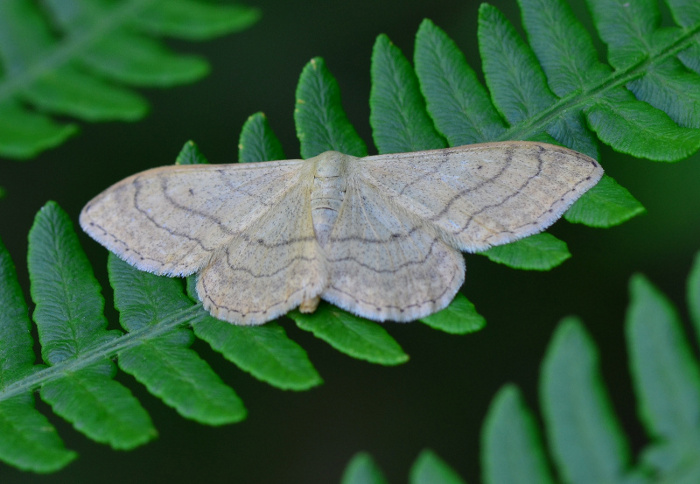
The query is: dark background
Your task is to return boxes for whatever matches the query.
[1,0,700,482]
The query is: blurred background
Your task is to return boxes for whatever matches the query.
[1,0,699,482]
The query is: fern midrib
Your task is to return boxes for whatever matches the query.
[0,0,158,103]
[0,305,203,401]
[501,22,700,142]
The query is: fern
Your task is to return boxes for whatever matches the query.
[0,199,324,472]
[1,0,699,475]
[247,0,698,323]
[340,251,700,483]
[0,0,260,160]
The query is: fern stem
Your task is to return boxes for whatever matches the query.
[501,22,700,142]
[0,305,204,401]
[0,0,158,103]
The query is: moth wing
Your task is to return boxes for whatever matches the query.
[357,141,603,252]
[323,176,465,322]
[80,159,304,276]
[196,174,326,325]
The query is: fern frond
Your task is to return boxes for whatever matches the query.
[246,0,700,329]
[0,238,76,473]
[340,250,700,482]
[341,452,389,484]
[28,202,156,450]
[521,0,700,159]
[410,450,467,484]
[0,198,322,471]
[4,0,699,474]
[0,0,259,159]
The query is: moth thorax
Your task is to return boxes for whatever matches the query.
[310,153,348,248]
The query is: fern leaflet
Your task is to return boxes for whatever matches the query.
[340,251,700,483]
[0,0,259,159]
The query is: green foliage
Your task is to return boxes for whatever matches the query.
[0,201,318,471]
[295,57,367,159]
[540,318,632,483]
[482,385,554,484]
[562,174,645,227]
[192,316,322,391]
[238,112,287,163]
[370,34,446,153]
[0,238,76,473]
[244,0,699,337]
[175,139,210,165]
[264,0,700,338]
[482,233,571,270]
[344,251,700,483]
[410,450,467,484]
[0,0,259,159]
[290,304,409,366]
[3,0,700,474]
[341,452,389,484]
[419,293,486,335]
[109,254,246,425]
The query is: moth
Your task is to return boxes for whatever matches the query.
[80,141,603,325]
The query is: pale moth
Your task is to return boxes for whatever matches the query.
[80,142,603,325]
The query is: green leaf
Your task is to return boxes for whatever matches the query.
[192,316,322,391]
[341,452,389,484]
[370,34,445,153]
[626,274,700,441]
[0,239,75,472]
[586,0,658,69]
[133,0,260,40]
[481,233,570,271]
[50,0,211,85]
[678,42,700,75]
[587,0,700,129]
[294,57,367,159]
[540,317,631,484]
[518,0,608,97]
[119,341,246,425]
[0,395,76,473]
[409,449,466,484]
[630,56,700,130]
[498,0,700,162]
[238,112,286,163]
[291,304,409,365]
[414,18,507,145]
[0,238,35,380]
[688,251,700,343]
[420,293,485,334]
[27,202,156,449]
[478,3,597,157]
[0,0,259,159]
[478,4,557,126]
[667,0,700,28]
[176,140,209,165]
[0,0,140,121]
[40,362,156,449]
[481,385,554,484]
[564,174,646,227]
[586,87,700,162]
[24,67,147,121]
[346,259,700,483]
[109,255,246,425]
[1,198,331,471]
[80,32,209,88]
[27,202,120,365]
[0,101,77,159]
